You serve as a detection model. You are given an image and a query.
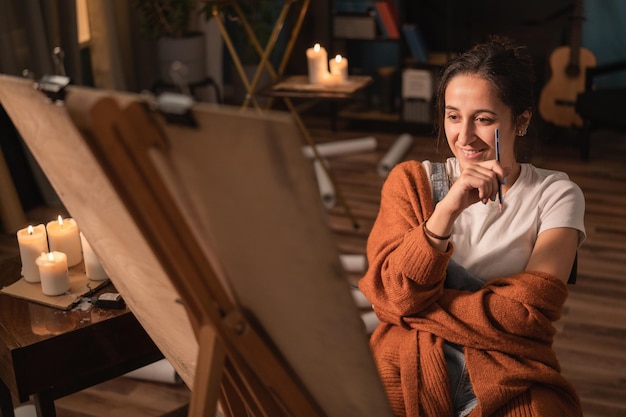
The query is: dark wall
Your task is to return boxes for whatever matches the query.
[405,0,575,89]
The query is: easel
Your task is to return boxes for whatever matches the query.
[211,0,360,228]
[66,95,322,417]
[0,75,393,417]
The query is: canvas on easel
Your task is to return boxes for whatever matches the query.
[0,74,393,417]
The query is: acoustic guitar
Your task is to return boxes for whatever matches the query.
[538,0,596,128]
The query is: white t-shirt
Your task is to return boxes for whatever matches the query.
[423,158,586,281]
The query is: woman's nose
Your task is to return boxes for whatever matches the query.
[457,122,476,146]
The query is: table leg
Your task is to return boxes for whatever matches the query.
[33,392,56,417]
[0,380,15,417]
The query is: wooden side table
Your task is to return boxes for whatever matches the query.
[261,75,373,228]
[0,257,164,417]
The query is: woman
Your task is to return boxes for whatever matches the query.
[359,36,586,416]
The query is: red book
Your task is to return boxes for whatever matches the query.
[375,1,400,39]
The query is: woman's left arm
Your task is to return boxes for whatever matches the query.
[525,227,579,283]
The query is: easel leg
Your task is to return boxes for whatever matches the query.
[189,325,225,417]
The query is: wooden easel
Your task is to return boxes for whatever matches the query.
[0,75,393,417]
[65,94,322,417]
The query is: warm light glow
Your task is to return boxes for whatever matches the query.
[48,252,55,262]
[27,225,34,235]
[57,215,64,226]
[334,55,343,63]
[314,43,321,52]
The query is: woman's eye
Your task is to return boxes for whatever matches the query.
[447,114,459,121]
[476,117,493,123]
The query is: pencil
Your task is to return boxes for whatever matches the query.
[495,128,503,212]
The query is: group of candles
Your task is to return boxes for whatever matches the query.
[16,216,108,296]
[306,43,349,85]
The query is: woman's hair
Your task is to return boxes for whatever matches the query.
[434,36,536,145]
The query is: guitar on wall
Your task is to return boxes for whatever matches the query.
[538,0,596,128]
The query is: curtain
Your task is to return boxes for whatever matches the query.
[0,0,80,82]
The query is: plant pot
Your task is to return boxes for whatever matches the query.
[157,33,206,85]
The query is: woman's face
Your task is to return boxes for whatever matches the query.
[443,74,526,171]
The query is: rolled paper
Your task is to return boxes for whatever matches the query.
[36,251,70,296]
[46,216,82,267]
[377,133,414,177]
[124,359,182,385]
[313,159,336,209]
[302,136,377,159]
[16,224,48,283]
[340,254,367,273]
[351,287,373,309]
[80,232,108,281]
[360,310,380,335]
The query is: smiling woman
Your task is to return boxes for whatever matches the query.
[359,35,586,417]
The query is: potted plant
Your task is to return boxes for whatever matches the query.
[133,0,207,85]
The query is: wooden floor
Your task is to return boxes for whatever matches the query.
[1,118,624,416]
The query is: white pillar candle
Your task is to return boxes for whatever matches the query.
[16,224,48,283]
[80,232,108,281]
[329,54,348,83]
[306,43,329,84]
[46,216,82,267]
[36,251,70,296]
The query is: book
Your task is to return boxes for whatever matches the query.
[402,24,428,63]
[374,2,400,39]
[333,13,377,40]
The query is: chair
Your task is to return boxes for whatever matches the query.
[575,60,626,160]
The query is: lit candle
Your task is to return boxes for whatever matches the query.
[36,251,70,296]
[329,54,349,83]
[306,43,329,84]
[16,224,48,283]
[80,232,108,281]
[46,215,82,267]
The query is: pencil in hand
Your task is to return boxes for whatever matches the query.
[495,128,503,212]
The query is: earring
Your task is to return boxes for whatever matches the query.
[518,129,527,136]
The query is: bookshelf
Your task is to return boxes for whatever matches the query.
[330,0,440,128]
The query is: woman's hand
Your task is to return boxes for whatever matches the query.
[424,160,508,251]
[442,160,509,217]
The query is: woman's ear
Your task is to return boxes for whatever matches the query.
[516,110,532,136]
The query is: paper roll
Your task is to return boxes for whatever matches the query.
[313,159,336,209]
[124,358,182,384]
[351,286,373,309]
[340,254,367,273]
[361,310,380,334]
[377,133,414,177]
[302,136,377,159]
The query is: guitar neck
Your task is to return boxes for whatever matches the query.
[568,0,584,68]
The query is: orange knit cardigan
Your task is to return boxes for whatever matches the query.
[358,161,582,417]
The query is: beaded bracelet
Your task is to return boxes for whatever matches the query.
[423,220,451,240]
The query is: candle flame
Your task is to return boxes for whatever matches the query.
[57,215,64,226]
[314,43,321,52]
[334,54,343,63]
[48,252,54,261]
[27,225,34,235]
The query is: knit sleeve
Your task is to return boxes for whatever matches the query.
[358,161,453,326]
[410,271,568,356]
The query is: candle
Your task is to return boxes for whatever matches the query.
[329,54,349,83]
[46,215,82,267]
[306,43,329,84]
[36,251,70,296]
[80,232,108,281]
[16,224,48,283]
